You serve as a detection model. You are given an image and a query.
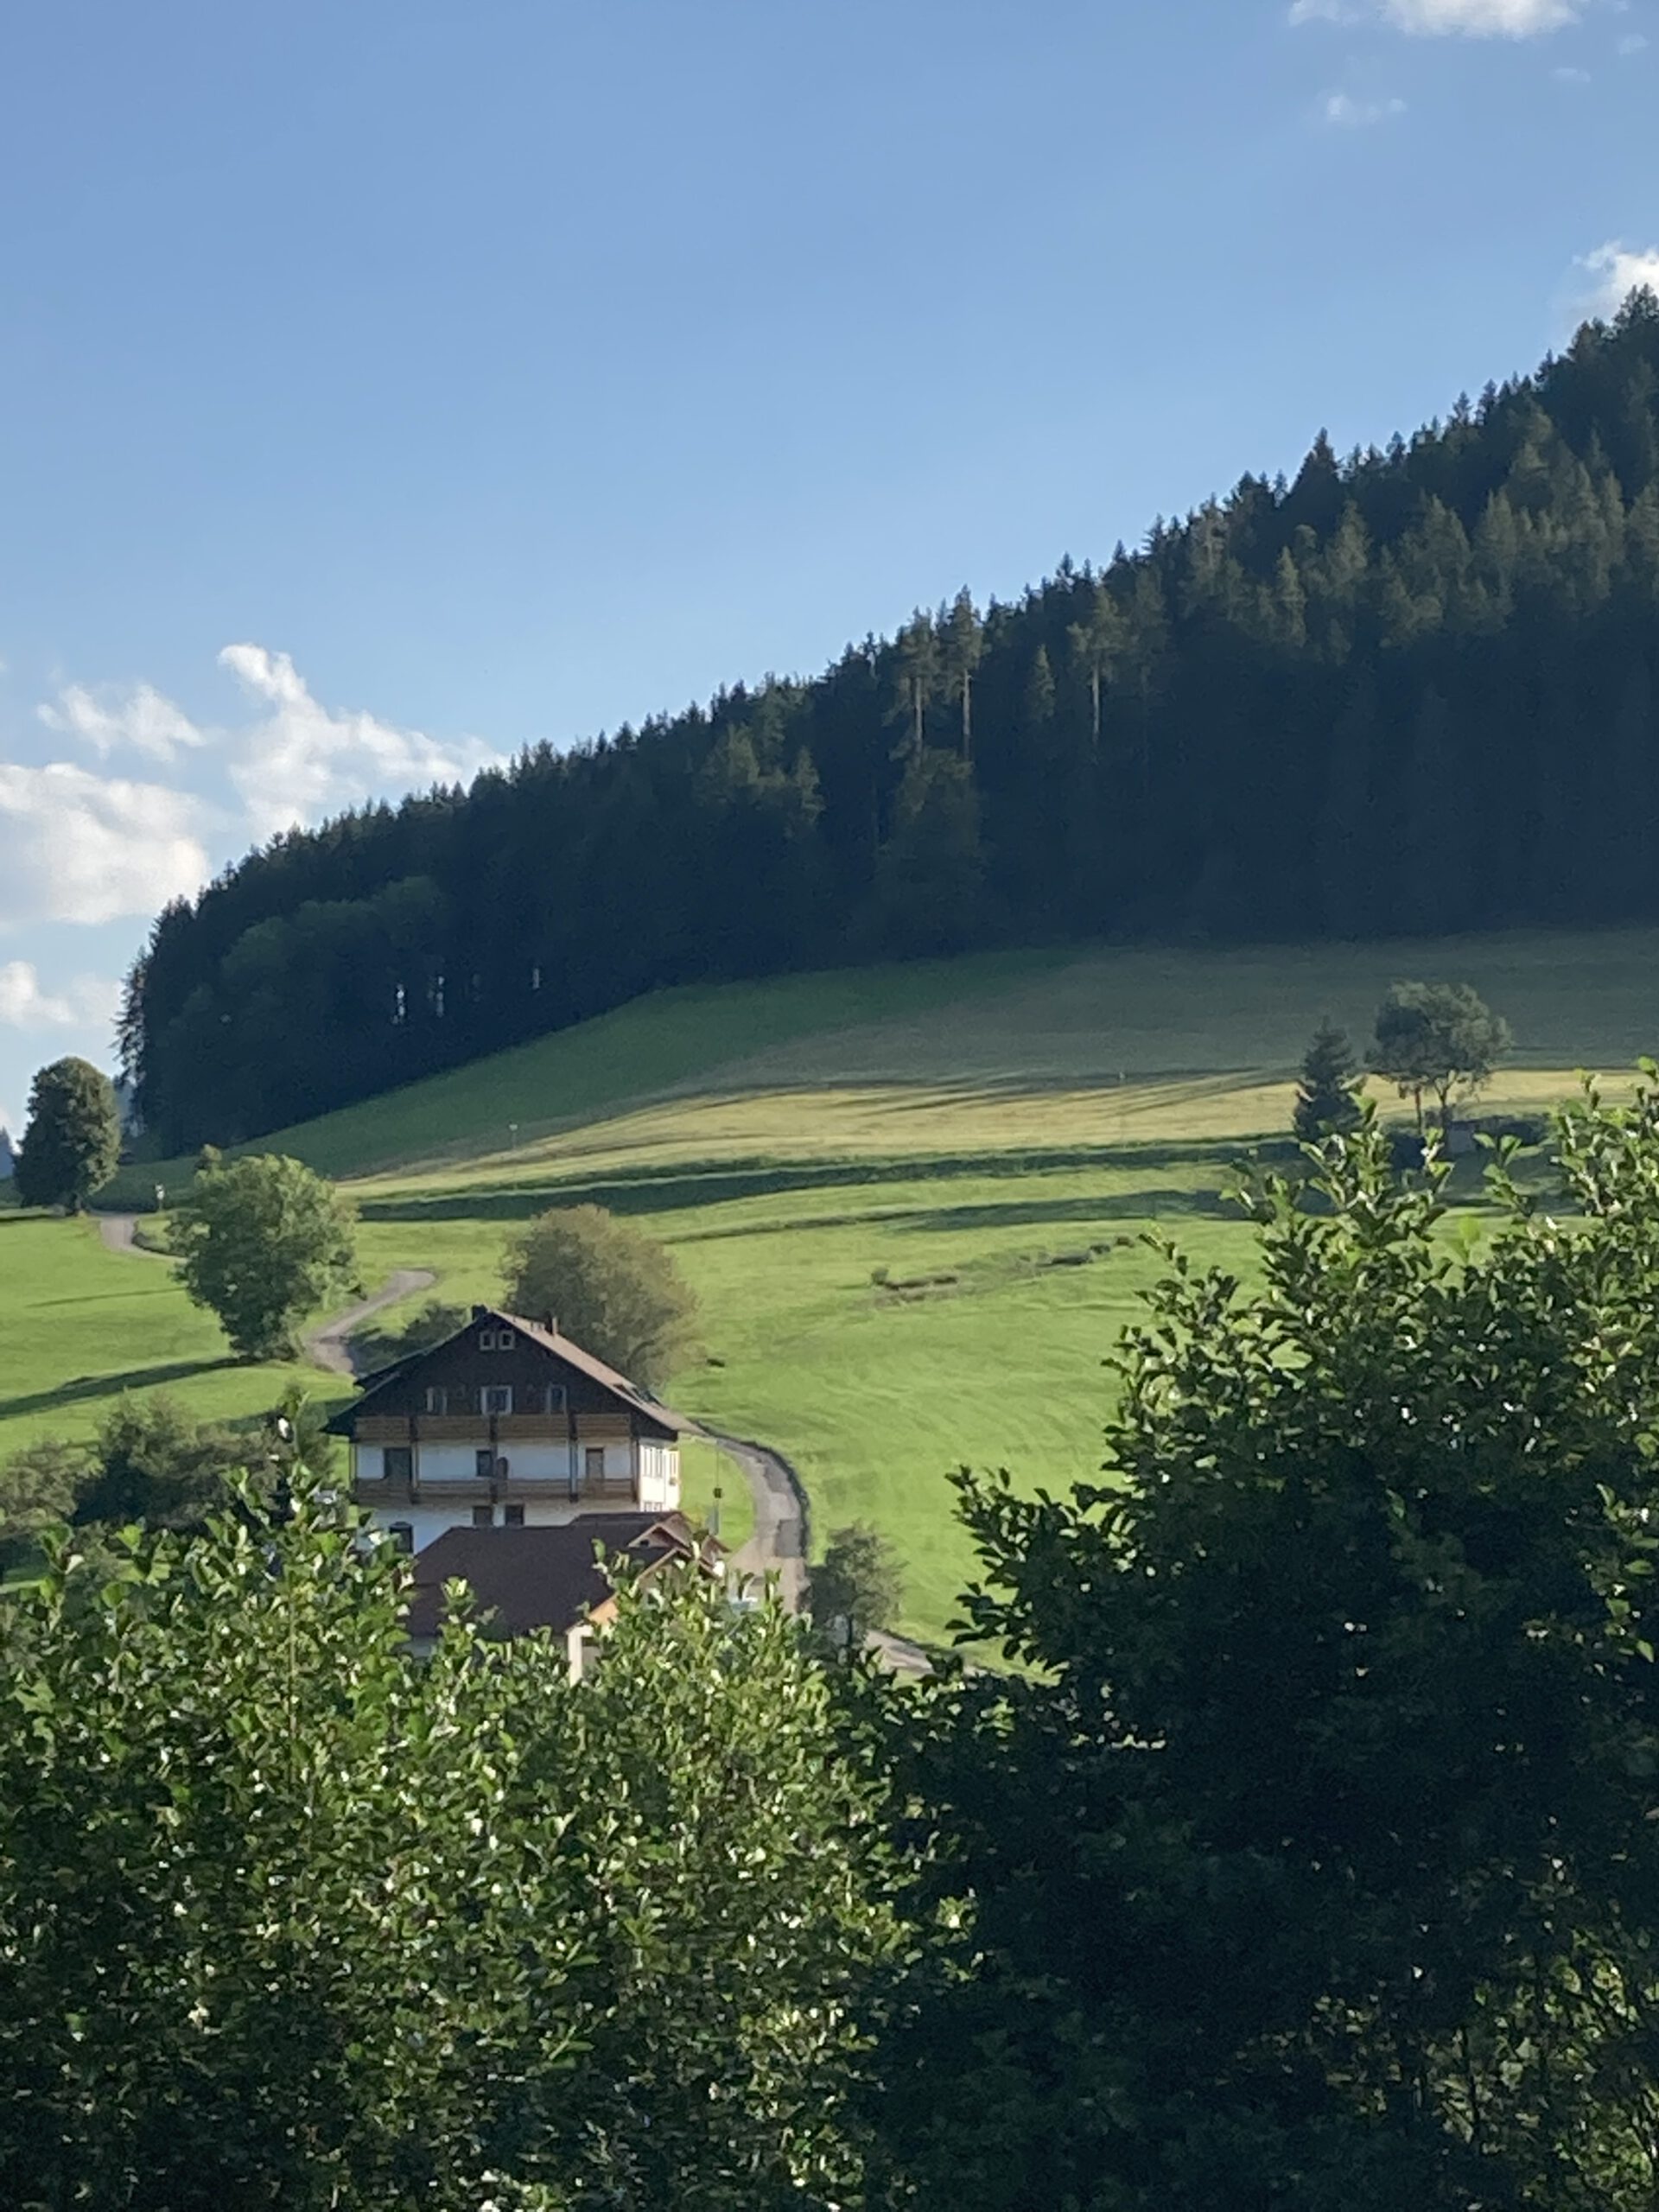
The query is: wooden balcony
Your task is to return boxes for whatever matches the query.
[353,1411,635,1445]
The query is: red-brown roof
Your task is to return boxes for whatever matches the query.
[405,1514,710,1643]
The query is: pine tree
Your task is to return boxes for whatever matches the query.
[1292,1019,1363,1143]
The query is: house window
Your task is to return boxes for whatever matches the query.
[383,1446,413,1484]
[472,1504,494,1528]
[543,1382,568,1414]
[387,1521,415,1554]
[474,1448,496,1480]
[503,1503,525,1528]
[479,1328,498,1351]
[423,1386,448,1414]
[498,1327,516,1351]
[481,1385,513,1417]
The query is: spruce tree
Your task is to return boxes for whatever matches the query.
[1293,1019,1363,1143]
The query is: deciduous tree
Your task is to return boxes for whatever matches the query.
[12,1058,120,1213]
[505,1204,698,1390]
[172,1152,359,1359]
[1370,978,1511,1131]
[891,1086,1659,2209]
[807,1522,906,1650]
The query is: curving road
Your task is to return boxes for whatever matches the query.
[710,1430,932,1674]
[95,1212,435,1377]
[98,1213,927,1668]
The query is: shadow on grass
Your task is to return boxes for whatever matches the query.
[0,1357,242,1424]
[359,1135,1297,1228]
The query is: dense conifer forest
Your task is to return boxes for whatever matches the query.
[125,294,1659,1149]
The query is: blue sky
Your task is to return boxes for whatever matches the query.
[0,0,1653,1136]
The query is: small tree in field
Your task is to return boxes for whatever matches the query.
[172,1153,359,1360]
[505,1205,698,1390]
[13,1058,120,1212]
[807,1523,906,1650]
[1370,979,1510,1132]
[1292,1019,1363,1143]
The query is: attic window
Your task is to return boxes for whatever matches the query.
[479,1327,517,1352]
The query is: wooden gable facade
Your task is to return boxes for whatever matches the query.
[331,1306,692,1535]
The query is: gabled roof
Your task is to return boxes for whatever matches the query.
[496,1309,698,1434]
[405,1513,715,1642]
[338,1305,698,1436]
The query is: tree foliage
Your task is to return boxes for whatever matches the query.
[172,1152,359,1360]
[12,1057,120,1212]
[0,1479,906,2210]
[807,1522,906,1649]
[1370,978,1511,1129]
[504,1204,699,1390]
[117,298,1659,1153]
[882,1086,1659,2209]
[1292,1015,1364,1141]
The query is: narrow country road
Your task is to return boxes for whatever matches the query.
[712,1433,807,1611]
[98,1214,928,1667]
[710,1431,933,1675]
[303,1272,438,1376]
[94,1211,435,1380]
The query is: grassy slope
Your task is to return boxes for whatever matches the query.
[22,926,1659,1640]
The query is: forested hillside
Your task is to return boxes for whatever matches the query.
[126,293,1659,1150]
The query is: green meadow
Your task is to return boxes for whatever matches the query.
[14,926,1659,1640]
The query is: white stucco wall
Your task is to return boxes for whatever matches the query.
[366,1500,586,1552]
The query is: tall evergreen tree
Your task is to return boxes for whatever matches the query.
[1292,1019,1363,1142]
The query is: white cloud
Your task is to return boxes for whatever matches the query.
[1322,88,1409,120]
[1294,0,1580,29]
[1578,240,1659,315]
[39,679,206,763]
[1554,60,1593,75]
[0,762,211,928]
[1386,0,1579,29]
[218,642,499,844]
[1619,30,1649,50]
[0,961,121,1032]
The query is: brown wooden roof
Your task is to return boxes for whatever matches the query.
[332,1305,699,1438]
[405,1513,710,1643]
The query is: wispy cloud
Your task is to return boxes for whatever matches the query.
[1321,88,1409,121]
[216,643,499,845]
[1578,240,1659,315]
[1553,60,1593,76]
[0,961,121,1033]
[1618,30,1649,51]
[39,679,206,763]
[1294,0,1580,31]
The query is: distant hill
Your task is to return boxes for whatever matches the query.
[124,293,1659,1152]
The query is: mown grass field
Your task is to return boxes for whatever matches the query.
[16,927,1659,1640]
